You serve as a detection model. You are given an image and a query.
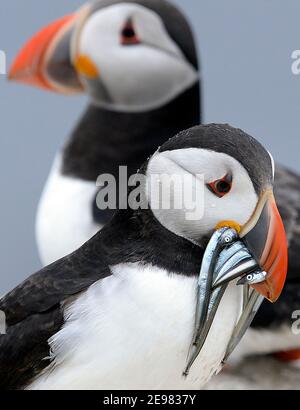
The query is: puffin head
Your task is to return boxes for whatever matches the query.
[8,0,199,112]
[144,124,287,303]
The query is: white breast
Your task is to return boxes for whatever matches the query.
[36,154,101,265]
[28,263,243,390]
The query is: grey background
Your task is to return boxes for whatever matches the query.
[0,0,300,294]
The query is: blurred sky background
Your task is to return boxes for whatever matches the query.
[1,0,300,293]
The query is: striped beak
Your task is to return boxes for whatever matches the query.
[241,190,288,302]
[8,6,91,94]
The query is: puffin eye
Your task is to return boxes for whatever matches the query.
[207,174,232,198]
[121,19,140,45]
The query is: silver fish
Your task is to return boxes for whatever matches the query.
[237,270,267,286]
[223,288,264,361]
[183,226,267,376]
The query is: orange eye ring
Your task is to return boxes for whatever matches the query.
[121,18,140,46]
[207,174,232,198]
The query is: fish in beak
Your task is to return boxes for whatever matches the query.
[184,189,288,376]
[8,5,94,93]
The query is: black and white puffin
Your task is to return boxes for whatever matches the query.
[9,0,201,266]
[0,124,287,390]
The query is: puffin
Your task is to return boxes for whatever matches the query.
[8,0,201,266]
[0,124,288,390]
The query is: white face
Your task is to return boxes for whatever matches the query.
[146,148,258,244]
[74,3,198,111]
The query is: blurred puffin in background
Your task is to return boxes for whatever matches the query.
[9,0,201,266]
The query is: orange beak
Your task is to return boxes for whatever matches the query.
[241,191,288,302]
[9,15,77,91]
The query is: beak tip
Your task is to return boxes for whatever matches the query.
[7,67,18,82]
[7,58,20,81]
